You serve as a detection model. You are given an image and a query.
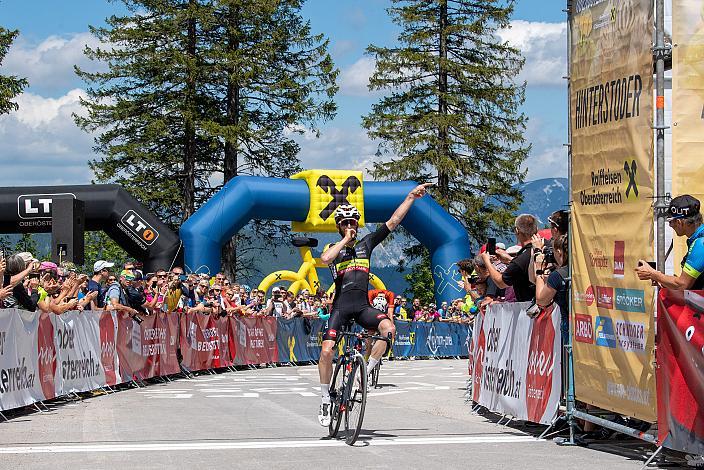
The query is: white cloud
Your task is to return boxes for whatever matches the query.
[339,56,377,97]
[292,126,385,178]
[1,32,103,94]
[521,117,568,180]
[0,89,96,185]
[498,20,567,87]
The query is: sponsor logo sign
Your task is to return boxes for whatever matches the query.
[17,193,76,219]
[615,288,646,313]
[575,285,595,306]
[596,286,614,309]
[574,314,594,344]
[121,210,159,245]
[613,240,625,278]
[589,248,609,269]
[526,312,556,423]
[614,320,645,353]
[595,316,617,348]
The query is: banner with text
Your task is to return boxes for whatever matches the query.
[471,302,562,425]
[569,0,656,421]
[672,0,704,264]
[656,289,704,455]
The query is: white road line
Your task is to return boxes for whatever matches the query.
[0,435,539,454]
[146,394,193,399]
[368,390,409,397]
[204,393,259,398]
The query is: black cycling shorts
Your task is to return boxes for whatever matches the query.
[323,294,389,342]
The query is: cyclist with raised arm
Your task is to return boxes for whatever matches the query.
[317,182,432,426]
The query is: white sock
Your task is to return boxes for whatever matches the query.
[320,384,330,403]
[367,357,379,373]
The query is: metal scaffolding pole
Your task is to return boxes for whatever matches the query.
[654,0,668,268]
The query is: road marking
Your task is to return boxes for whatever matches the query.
[204,393,259,398]
[0,435,539,454]
[145,394,193,399]
[368,390,409,396]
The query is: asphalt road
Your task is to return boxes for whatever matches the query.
[0,359,662,469]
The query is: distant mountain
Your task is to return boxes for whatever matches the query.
[515,177,569,226]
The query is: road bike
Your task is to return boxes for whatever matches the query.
[328,329,390,445]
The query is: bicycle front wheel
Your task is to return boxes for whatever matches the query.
[344,354,368,445]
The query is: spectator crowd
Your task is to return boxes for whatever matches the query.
[0,209,568,333]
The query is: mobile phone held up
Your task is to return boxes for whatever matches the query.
[638,260,657,270]
[487,237,496,255]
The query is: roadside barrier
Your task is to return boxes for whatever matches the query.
[0,309,470,413]
[469,301,562,425]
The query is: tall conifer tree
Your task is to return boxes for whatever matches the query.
[363,0,529,245]
[76,0,337,277]
[0,26,27,115]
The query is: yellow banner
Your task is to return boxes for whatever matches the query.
[570,0,656,421]
[672,1,704,264]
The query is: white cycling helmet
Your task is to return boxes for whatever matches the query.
[334,204,361,224]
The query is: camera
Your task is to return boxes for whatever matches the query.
[468,275,480,284]
[132,314,144,325]
[543,246,556,265]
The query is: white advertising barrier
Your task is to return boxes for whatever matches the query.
[51,311,121,394]
[0,309,45,410]
[471,302,562,425]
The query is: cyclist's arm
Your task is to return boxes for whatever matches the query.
[321,235,353,265]
[385,183,433,231]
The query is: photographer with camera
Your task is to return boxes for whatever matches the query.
[106,270,143,323]
[533,234,569,341]
[264,287,288,317]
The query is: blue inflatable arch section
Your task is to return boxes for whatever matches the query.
[180,176,470,305]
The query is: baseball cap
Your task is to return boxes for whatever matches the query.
[667,195,700,221]
[120,269,135,280]
[16,252,38,264]
[93,260,115,273]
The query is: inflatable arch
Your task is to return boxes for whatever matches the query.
[0,185,182,272]
[180,174,471,305]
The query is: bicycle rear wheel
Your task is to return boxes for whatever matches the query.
[344,354,368,445]
[328,359,345,438]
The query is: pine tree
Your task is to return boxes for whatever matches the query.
[76,1,337,279]
[0,26,28,115]
[202,0,338,280]
[75,0,216,228]
[363,0,529,246]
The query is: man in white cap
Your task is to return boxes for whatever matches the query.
[16,252,38,266]
[88,260,114,310]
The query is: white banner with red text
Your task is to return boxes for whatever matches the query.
[471,301,562,425]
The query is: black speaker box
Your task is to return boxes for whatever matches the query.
[51,198,85,266]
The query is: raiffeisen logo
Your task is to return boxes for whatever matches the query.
[575,285,595,306]
[615,288,646,313]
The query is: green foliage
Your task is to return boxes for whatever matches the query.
[82,231,130,273]
[14,233,37,255]
[0,26,28,115]
[403,247,435,304]
[76,0,338,279]
[363,0,530,247]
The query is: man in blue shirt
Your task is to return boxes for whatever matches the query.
[636,195,704,290]
[87,260,114,310]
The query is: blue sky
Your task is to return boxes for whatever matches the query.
[0,0,568,185]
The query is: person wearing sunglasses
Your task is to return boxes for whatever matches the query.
[637,195,704,290]
[315,182,433,426]
[88,260,114,310]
